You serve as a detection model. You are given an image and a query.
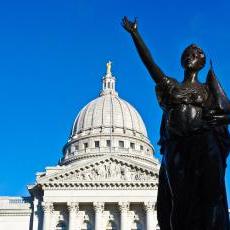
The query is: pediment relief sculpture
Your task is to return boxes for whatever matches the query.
[43,160,157,183]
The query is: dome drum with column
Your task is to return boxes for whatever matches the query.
[61,62,154,165]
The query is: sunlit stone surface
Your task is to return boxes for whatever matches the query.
[0,63,161,230]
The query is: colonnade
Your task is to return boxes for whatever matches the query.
[41,201,156,230]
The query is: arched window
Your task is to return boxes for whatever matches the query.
[106,220,117,230]
[81,220,92,230]
[56,221,67,230]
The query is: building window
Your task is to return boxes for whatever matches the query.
[106,140,111,147]
[75,145,79,150]
[119,141,124,148]
[130,142,135,149]
[140,145,143,150]
[95,141,100,148]
[108,82,111,88]
[84,143,88,149]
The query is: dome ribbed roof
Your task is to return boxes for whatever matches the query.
[61,62,153,166]
[71,94,147,138]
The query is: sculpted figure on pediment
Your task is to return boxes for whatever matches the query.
[97,164,106,178]
[121,165,131,180]
[107,162,122,179]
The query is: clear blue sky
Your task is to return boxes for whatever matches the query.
[0,0,230,205]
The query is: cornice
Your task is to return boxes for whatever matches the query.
[0,209,32,216]
[67,131,151,148]
[41,181,158,190]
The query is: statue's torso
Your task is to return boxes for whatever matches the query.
[156,77,209,136]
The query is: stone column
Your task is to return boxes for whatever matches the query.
[42,202,54,230]
[68,202,79,230]
[33,197,39,230]
[93,202,104,230]
[119,202,129,230]
[144,202,155,230]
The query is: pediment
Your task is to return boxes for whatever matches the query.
[36,156,159,189]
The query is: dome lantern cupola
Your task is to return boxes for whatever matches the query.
[100,61,118,96]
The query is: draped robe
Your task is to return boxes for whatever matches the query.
[156,68,230,230]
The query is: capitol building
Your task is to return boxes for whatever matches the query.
[0,62,160,230]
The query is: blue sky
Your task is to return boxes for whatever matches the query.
[0,0,229,204]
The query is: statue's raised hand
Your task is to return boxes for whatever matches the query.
[122,16,137,34]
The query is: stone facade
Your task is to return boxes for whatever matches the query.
[0,197,32,230]
[0,63,161,230]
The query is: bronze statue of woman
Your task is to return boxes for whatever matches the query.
[122,16,230,230]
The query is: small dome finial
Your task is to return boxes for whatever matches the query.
[106,61,112,74]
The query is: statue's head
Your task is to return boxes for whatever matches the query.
[181,44,206,71]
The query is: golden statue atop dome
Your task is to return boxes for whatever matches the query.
[106,61,112,74]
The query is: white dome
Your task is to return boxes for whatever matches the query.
[71,94,147,138]
[61,62,153,165]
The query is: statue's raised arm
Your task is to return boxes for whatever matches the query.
[122,16,166,84]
